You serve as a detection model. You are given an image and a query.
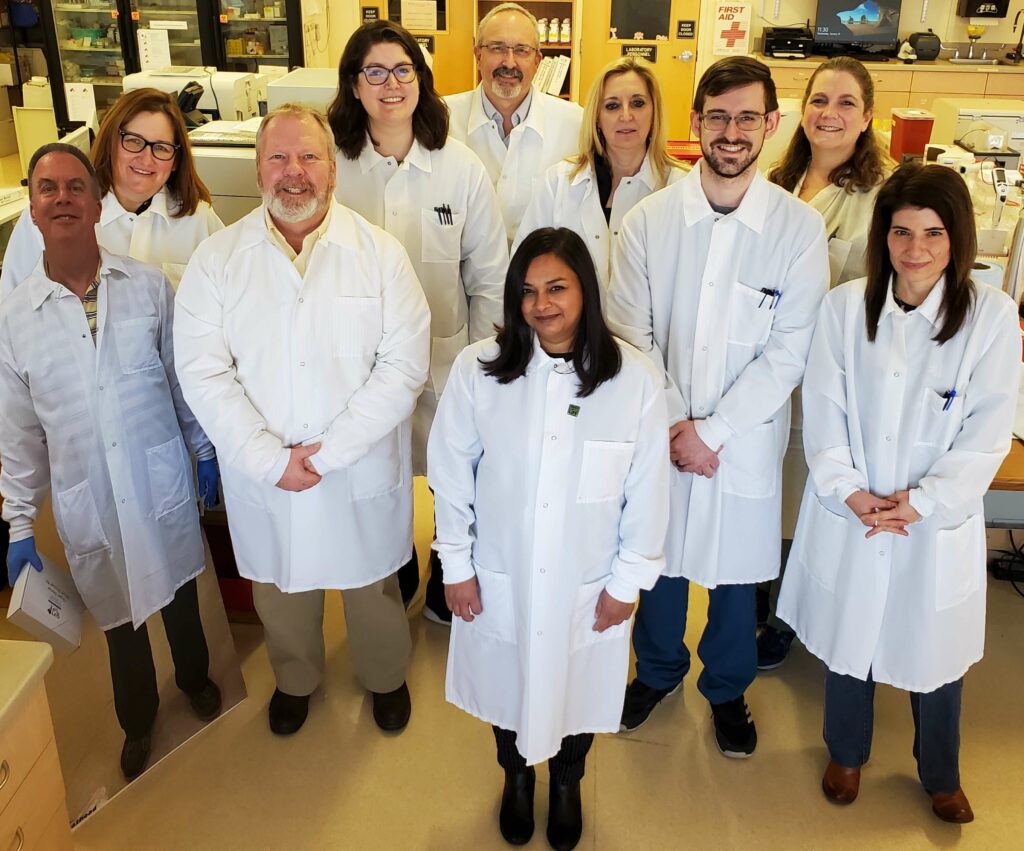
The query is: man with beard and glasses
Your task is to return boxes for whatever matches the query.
[445,2,582,243]
[606,57,829,758]
[173,104,430,737]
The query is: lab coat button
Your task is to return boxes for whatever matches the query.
[698,406,705,412]
[702,345,708,352]
[392,210,398,216]
[303,423,309,429]
[536,631,542,637]
[111,442,117,447]
[893,371,900,378]
[885,435,892,442]
[542,502,549,508]
[550,435,557,440]
[879,551,885,556]
[299,361,306,367]
[540,568,546,574]
[708,281,715,287]
[298,297,304,304]
[99,385,103,390]
[594,234,600,240]
[121,499,126,504]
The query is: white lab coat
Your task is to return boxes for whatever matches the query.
[781,175,884,537]
[445,85,583,242]
[429,337,669,764]
[173,201,430,591]
[0,189,223,297]
[334,136,507,474]
[0,251,214,629]
[512,154,685,293]
[607,164,829,587]
[777,277,1020,691]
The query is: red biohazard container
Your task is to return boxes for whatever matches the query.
[890,108,935,162]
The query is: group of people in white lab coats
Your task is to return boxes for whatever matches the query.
[0,3,1020,848]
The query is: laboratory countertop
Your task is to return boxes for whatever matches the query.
[0,639,53,727]
[757,53,1024,74]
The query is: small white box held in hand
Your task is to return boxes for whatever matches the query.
[7,554,84,652]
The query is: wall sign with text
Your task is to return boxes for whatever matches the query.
[621,44,657,62]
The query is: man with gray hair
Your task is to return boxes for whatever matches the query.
[445,2,582,242]
[174,104,430,736]
[0,143,222,780]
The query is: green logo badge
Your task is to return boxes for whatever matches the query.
[567,404,580,417]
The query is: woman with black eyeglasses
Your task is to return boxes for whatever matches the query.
[329,20,509,620]
[1,88,222,296]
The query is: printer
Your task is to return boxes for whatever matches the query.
[762,26,814,59]
[123,69,258,121]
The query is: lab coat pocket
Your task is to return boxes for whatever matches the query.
[798,496,848,594]
[333,296,383,358]
[421,208,465,264]
[576,441,635,504]
[571,576,628,650]
[720,422,778,499]
[916,388,965,449]
[56,480,111,557]
[146,436,191,520]
[429,325,470,394]
[470,564,516,643]
[348,428,402,501]
[934,515,984,611]
[728,282,774,348]
[113,317,161,374]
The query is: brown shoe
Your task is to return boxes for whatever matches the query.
[822,760,861,804]
[931,788,974,823]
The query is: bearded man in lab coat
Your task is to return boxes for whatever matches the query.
[0,143,223,781]
[607,57,829,757]
[174,104,430,736]
[444,2,583,243]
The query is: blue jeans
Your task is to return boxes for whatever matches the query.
[632,575,757,705]
[823,668,963,794]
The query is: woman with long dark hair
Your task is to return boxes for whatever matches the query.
[428,228,668,850]
[1,88,222,294]
[777,164,1020,823]
[328,20,508,618]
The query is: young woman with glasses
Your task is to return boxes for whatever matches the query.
[1,88,222,295]
[328,20,509,618]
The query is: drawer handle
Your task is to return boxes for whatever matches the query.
[9,828,24,851]
[0,760,9,791]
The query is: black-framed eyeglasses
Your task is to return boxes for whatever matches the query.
[699,112,768,132]
[119,129,180,161]
[481,42,538,58]
[359,63,418,85]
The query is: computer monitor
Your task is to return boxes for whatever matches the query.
[814,0,901,50]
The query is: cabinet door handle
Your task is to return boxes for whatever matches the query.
[0,760,9,791]
[9,827,25,851]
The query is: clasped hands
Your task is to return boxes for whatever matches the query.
[845,489,922,539]
[669,419,721,478]
[445,577,634,632]
[275,442,322,492]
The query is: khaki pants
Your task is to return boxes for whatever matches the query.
[252,575,411,696]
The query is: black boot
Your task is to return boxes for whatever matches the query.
[546,777,582,851]
[499,765,535,845]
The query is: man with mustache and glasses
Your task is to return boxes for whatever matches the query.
[174,104,430,737]
[445,2,582,243]
[607,57,829,758]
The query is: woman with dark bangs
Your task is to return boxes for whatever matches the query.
[778,164,1020,824]
[428,228,668,850]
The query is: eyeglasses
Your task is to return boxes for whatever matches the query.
[480,42,538,59]
[359,63,418,85]
[119,130,180,161]
[699,112,768,132]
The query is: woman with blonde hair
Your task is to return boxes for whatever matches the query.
[513,55,684,292]
[1,88,222,295]
[760,57,893,668]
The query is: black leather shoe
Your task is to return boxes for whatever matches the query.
[423,550,452,626]
[546,777,583,851]
[186,678,222,722]
[499,766,535,845]
[268,689,309,735]
[372,682,411,731]
[120,733,152,780]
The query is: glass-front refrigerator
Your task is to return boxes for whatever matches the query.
[216,0,302,73]
[130,0,219,69]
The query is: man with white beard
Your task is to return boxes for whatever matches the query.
[174,104,430,736]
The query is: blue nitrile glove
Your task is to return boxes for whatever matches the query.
[6,536,42,587]
[197,458,220,509]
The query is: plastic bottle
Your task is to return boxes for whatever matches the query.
[548,18,559,43]
[560,17,570,44]
[537,18,547,44]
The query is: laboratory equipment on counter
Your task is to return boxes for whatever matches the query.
[190,121,258,226]
[124,68,258,121]
[266,67,337,113]
[929,98,1024,151]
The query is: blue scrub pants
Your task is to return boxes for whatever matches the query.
[632,575,757,705]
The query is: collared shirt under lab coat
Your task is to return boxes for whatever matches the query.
[777,277,1020,692]
[445,85,583,242]
[607,163,829,587]
[429,338,669,765]
[781,173,885,536]
[0,189,223,296]
[513,153,685,293]
[173,200,430,591]
[334,136,507,474]
[0,251,214,630]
